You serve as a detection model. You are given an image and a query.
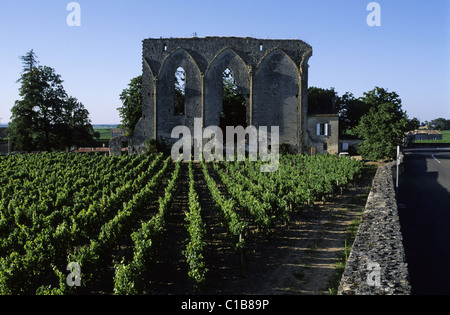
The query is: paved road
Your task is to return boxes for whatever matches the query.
[398,149,450,295]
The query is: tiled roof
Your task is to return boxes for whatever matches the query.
[410,130,442,135]
[74,147,110,153]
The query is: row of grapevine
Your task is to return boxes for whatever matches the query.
[0,152,364,294]
[56,156,173,294]
[0,153,147,255]
[0,153,172,294]
[113,161,181,295]
[184,161,207,286]
[200,161,246,250]
[0,153,153,294]
[206,154,363,239]
[227,154,362,209]
[212,161,274,235]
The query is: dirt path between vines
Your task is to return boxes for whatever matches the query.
[139,162,377,296]
[201,164,378,295]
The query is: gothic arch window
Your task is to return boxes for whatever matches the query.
[204,49,250,127]
[221,68,247,129]
[157,48,201,125]
[174,67,186,116]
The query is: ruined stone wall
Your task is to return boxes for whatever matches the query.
[338,161,411,295]
[111,37,313,155]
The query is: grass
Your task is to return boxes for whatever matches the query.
[94,128,113,141]
[93,126,121,142]
[326,207,364,295]
[326,165,377,295]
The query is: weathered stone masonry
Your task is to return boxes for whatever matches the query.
[111,37,317,155]
[338,161,411,295]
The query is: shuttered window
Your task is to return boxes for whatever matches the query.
[317,123,329,136]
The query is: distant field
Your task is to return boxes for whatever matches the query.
[442,130,450,140]
[93,125,119,142]
[1,126,117,146]
[94,127,113,141]
[414,130,450,144]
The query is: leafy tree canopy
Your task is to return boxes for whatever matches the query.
[428,118,450,130]
[308,87,338,116]
[118,75,143,136]
[353,87,409,161]
[8,50,96,152]
[337,92,370,136]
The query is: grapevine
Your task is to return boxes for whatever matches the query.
[0,152,363,295]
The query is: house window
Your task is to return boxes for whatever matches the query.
[323,142,328,152]
[317,123,329,136]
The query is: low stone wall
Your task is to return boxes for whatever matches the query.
[338,162,411,295]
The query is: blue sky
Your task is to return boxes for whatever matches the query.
[0,0,449,124]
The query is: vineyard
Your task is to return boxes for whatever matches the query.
[0,152,364,295]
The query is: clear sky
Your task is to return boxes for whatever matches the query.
[0,0,449,124]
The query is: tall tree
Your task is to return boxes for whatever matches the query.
[8,50,96,151]
[57,96,98,149]
[8,50,42,151]
[118,75,143,136]
[19,49,39,74]
[430,118,450,130]
[353,87,409,160]
[337,92,370,135]
[308,87,338,115]
[362,86,403,109]
[406,117,421,132]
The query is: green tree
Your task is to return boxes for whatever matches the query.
[118,75,143,135]
[362,86,403,108]
[8,50,41,151]
[20,49,39,73]
[8,50,96,151]
[60,96,98,148]
[430,118,450,130]
[353,87,409,160]
[406,117,421,132]
[337,92,370,135]
[308,87,338,115]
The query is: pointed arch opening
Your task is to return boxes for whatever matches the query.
[204,49,250,128]
[220,68,247,130]
[174,67,186,116]
[156,48,202,142]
